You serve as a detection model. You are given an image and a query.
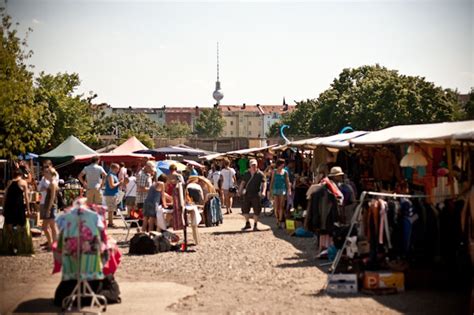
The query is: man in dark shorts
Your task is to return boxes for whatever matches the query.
[238,159,266,231]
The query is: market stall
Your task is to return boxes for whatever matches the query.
[39,135,98,165]
[300,120,474,295]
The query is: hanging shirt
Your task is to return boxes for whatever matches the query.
[238,158,249,176]
[56,208,105,281]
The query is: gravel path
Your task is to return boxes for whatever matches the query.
[0,211,467,314]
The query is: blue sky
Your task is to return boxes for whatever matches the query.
[7,0,473,107]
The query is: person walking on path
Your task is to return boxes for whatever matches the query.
[220,159,237,215]
[238,159,266,231]
[78,156,107,205]
[269,159,291,229]
[103,163,123,228]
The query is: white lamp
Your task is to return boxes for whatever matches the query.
[400,145,428,167]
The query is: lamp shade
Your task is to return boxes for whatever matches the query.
[400,145,428,167]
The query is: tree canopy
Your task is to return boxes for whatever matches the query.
[463,88,474,120]
[194,108,226,138]
[94,112,164,140]
[280,65,464,136]
[0,12,55,158]
[34,72,97,150]
[164,120,192,138]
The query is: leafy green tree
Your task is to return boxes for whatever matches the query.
[266,122,281,138]
[194,108,225,138]
[281,65,462,137]
[34,72,96,149]
[95,112,164,140]
[0,11,54,158]
[464,88,474,120]
[164,120,191,138]
[307,65,461,135]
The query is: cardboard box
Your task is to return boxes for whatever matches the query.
[285,219,295,232]
[327,274,358,294]
[357,240,370,255]
[363,271,405,292]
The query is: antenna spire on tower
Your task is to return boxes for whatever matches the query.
[212,41,224,105]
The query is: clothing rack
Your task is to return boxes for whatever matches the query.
[327,191,428,281]
[62,206,107,312]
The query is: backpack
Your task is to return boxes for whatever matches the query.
[129,233,157,255]
[151,232,171,253]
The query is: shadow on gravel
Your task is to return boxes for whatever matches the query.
[14,298,60,313]
[211,229,270,236]
[256,214,469,315]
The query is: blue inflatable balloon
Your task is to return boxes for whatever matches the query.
[280,125,290,143]
[339,126,354,134]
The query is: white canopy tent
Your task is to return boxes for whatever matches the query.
[350,120,474,145]
[276,131,369,150]
[201,144,278,161]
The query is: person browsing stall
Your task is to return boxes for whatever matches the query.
[238,159,266,231]
[103,163,124,228]
[78,156,107,205]
[142,174,168,232]
[124,169,137,215]
[2,168,33,254]
[41,167,59,251]
[136,161,155,210]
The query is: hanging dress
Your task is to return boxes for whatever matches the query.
[0,180,33,255]
[4,180,27,227]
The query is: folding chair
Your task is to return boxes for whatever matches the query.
[115,192,138,242]
[116,207,139,242]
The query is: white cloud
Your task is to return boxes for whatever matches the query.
[32,18,42,24]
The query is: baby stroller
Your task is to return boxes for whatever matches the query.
[261,196,274,217]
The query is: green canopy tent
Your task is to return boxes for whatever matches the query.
[39,135,97,165]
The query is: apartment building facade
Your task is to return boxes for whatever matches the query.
[97,103,293,138]
[220,105,293,138]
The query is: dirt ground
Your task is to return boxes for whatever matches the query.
[0,210,469,314]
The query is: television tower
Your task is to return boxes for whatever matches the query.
[212,42,224,105]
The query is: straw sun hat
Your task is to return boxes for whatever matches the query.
[328,166,344,177]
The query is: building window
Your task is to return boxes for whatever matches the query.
[248,121,251,126]
[248,131,251,136]
[230,131,233,136]
[230,121,233,126]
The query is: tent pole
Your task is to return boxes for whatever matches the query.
[446,140,455,198]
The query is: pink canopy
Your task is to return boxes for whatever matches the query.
[75,137,152,163]
[109,136,149,154]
